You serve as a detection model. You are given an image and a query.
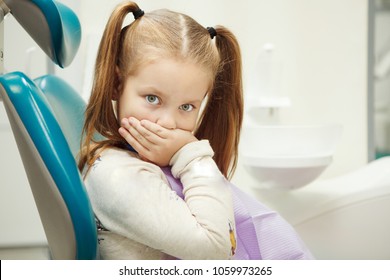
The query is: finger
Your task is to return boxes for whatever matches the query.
[118,126,150,155]
[121,118,163,149]
[120,118,144,144]
[140,119,169,139]
[128,117,164,145]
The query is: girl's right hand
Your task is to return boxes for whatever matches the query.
[119,117,198,166]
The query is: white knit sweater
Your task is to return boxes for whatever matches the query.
[84,140,236,260]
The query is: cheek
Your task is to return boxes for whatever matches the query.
[179,114,199,132]
[117,101,131,120]
[118,93,140,117]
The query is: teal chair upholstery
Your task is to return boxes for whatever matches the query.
[34,75,86,159]
[2,0,81,67]
[0,0,98,259]
[0,72,98,259]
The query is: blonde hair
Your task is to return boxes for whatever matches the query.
[79,1,243,179]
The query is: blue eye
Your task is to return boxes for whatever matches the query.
[146,95,160,105]
[180,104,194,112]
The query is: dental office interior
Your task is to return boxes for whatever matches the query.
[0,0,389,260]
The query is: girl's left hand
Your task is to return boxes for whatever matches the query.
[119,117,197,166]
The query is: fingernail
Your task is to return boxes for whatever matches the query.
[121,118,128,125]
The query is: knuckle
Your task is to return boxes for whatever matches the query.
[136,133,143,141]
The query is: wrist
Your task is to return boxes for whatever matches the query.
[170,140,214,177]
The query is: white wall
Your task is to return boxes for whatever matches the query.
[0,0,369,246]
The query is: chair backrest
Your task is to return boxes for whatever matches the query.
[34,75,86,159]
[0,72,98,259]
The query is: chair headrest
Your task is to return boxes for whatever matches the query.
[2,0,81,68]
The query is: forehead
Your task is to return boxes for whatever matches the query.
[130,58,212,99]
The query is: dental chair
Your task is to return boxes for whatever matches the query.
[0,0,98,259]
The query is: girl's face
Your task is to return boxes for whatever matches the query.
[117,58,211,132]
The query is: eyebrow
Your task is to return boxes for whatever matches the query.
[141,86,166,97]
[141,86,203,104]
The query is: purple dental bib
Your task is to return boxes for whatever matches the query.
[161,167,314,260]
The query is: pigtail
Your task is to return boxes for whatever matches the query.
[195,26,244,179]
[79,1,142,171]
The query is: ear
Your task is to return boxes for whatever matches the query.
[112,66,122,100]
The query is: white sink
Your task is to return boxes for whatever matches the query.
[240,124,342,190]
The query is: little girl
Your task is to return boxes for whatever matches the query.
[79,1,313,260]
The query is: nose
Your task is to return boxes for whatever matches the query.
[156,111,177,129]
